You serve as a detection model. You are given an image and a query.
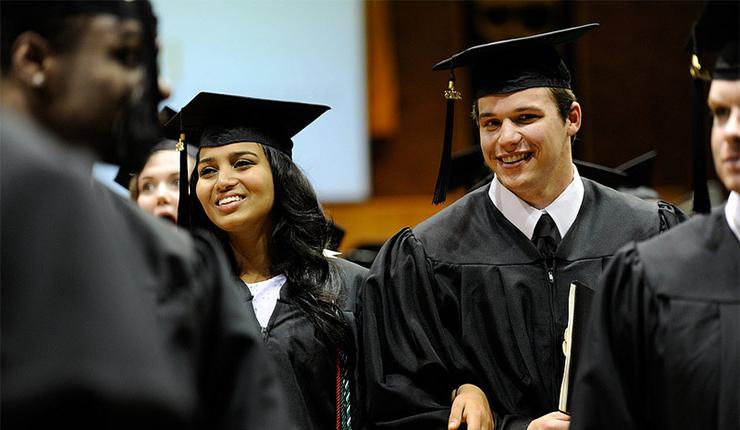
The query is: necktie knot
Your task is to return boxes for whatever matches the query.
[532,213,561,259]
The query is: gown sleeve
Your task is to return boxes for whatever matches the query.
[570,243,654,430]
[359,228,469,429]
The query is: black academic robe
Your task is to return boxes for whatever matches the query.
[239,257,368,430]
[571,208,739,430]
[1,113,287,429]
[359,179,685,430]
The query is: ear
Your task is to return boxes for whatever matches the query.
[10,32,53,90]
[566,101,582,137]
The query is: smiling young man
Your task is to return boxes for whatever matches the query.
[359,25,686,430]
[0,2,286,428]
[570,2,739,429]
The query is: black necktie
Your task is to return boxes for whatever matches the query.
[532,213,561,261]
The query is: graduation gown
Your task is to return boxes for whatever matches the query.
[571,208,739,430]
[1,113,287,429]
[239,257,368,430]
[359,179,685,430]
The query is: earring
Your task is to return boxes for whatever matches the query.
[31,72,45,88]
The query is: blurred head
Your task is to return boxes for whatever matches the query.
[0,1,164,165]
[708,79,740,193]
[133,149,194,224]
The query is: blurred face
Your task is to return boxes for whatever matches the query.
[42,14,146,151]
[136,150,192,223]
[708,79,740,193]
[195,142,275,234]
[477,87,580,208]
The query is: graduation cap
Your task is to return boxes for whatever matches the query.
[430,23,599,204]
[167,91,330,227]
[572,160,628,190]
[114,106,195,190]
[615,150,657,189]
[687,0,739,213]
[113,139,198,189]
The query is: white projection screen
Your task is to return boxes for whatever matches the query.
[97,0,369,202]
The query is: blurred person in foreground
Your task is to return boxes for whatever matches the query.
[0,1,286,428]
[571,2,739,429]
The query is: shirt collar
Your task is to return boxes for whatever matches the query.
[725,191,740,242]
[488,165,585,240]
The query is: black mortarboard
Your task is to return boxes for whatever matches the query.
[114,106,194,189]
[113,139,198,189]
[690,0,739,81]
[165,92,330,158]
[615,150,657,189]
[168,91,330,227]
[573,160,628,190]
[430,23,599,204]
[573,151,658,191]
[687,0,739,213]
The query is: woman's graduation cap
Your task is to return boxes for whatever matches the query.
[687,0,739,213]
[165,91,330,227]
[430,23,599,204]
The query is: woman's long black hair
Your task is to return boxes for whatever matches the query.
[189,143,350,349]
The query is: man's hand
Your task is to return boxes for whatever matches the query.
[447,384,494,430]
[527,411,570,430]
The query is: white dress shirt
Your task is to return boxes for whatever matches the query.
[488,165,585,240]
[725,191,740,242]
[244,274,286,329]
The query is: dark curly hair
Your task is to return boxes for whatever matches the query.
[188,142,350,348]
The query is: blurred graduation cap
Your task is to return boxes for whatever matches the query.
[687,0,739,213]
[113,139,198,189]
[114,106,197,189]
[166,91,330,227]
[449,146,657,194]
[430,23,599,204]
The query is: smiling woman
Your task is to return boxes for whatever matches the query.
[195,142,274,234]
[171,92,367,430]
